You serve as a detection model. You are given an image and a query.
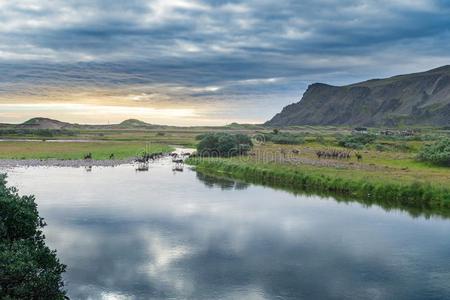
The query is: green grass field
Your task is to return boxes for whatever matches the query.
[0,141,173,160]
[243,142,450,187]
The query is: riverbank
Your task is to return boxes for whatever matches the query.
[0,141,173,160]
[188,158,450,213]
[0,158,136,168]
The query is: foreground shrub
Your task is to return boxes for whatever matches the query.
[197,133,253,157]
[0,174,66,299]
[418,138,450,166]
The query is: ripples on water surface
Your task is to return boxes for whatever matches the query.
[4,158,450,300]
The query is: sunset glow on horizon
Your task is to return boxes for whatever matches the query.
[1,1,450,125]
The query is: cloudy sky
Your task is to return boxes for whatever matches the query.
[1,0,450,125]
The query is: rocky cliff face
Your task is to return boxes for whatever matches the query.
[266,66,450,127]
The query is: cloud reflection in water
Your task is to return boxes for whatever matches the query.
[5,163,450,299]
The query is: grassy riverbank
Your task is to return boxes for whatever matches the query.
[188,156,450,213]
[1,125,449,210]
[0,141,173,160]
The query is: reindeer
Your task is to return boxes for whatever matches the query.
[316,150,323,159]
[355,153,363,161]
[173,158,184,165]
[135,152,151,163]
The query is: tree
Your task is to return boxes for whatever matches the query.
[0,174,66,299]
[337,133,377,149]
[197,133,253,157]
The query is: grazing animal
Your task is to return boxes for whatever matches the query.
[356,153,363,161]
[172,166,184,172]
[173,158,184,164]
[316,149,351,160]
[84,153,92,160]
[316,151,323,159]
[135,153,151,163]
[292,149,300,154]
[136,163,149,171]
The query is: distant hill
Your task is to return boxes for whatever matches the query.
[19,118,74,129]
[266,65,450,127]
[0,118,167,130]
[0,118,265,130]
[119,119,162,129]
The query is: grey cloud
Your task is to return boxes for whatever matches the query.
[1,0,450,123]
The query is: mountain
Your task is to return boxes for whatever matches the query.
[119,119,162,129]
[266,66,450,127]
[18,118,74,129]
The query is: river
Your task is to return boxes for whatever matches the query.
[3,156,450,299]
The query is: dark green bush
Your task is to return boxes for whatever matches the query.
[195,133,207,141]
[197,133,253,157]
[315,135,326,145]
[0,174,66,299]
[36,129,54,137]
[418,138,450,166]
[264,132,305,145]
[337,133,377,149]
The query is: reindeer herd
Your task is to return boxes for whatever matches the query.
[82,151,193,163]
[316,149,362,161]
[135,152,165,163]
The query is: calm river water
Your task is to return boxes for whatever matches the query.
[4,157,450,300]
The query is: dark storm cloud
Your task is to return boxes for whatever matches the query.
[1,0,450,123]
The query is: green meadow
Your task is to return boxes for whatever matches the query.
[0,141,173,160]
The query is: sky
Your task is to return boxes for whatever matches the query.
[1,0,450,125]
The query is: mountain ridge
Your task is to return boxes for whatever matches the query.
[267,65,450,127]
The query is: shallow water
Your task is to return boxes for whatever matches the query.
[4,157,450,300]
